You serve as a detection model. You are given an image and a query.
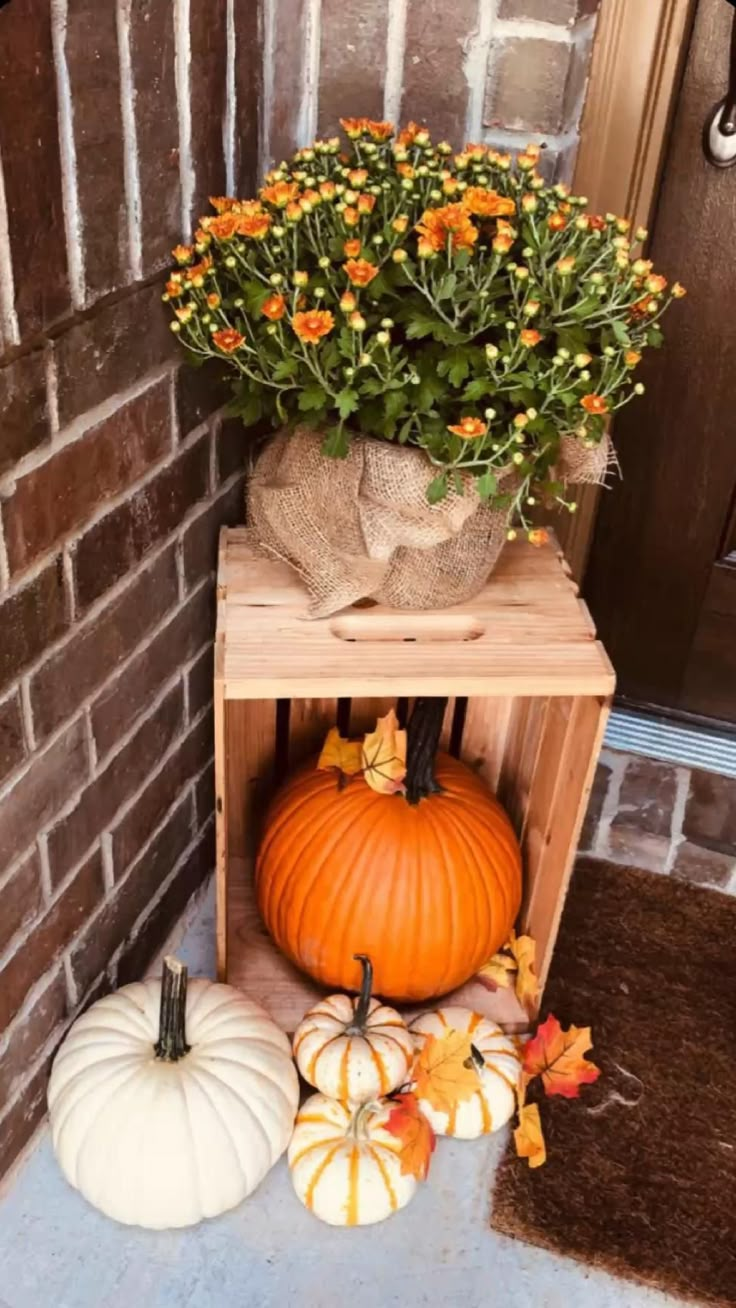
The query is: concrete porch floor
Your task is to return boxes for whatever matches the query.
[0,881,680,1308]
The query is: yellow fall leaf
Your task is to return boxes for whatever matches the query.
[317,727,363,776]
[413,1031,481,1116]
[514,1102,546,1168]
[508,930,539,1013]
[362,709,407,795]
[477,951,517,990]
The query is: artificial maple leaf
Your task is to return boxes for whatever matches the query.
[514,1102,546,1169]
[508,930,539,1013]
[317,726,363,776]
[384,1092,436,1180]
[523,1013,601,1099]
[413,1031,481,1115]
[362,709,407,795]
[477,950,516,992]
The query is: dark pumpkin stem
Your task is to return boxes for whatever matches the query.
[405,697,448,805]
[351,954,373,1029]
[154,956,190,1061]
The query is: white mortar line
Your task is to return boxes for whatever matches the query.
[464,0,498,144]
[175,537,187,601]
[664,765,692,874]
[0,144,19,346]
[36,834,54,902]
[19,677,36,754]
[100,832,115,891]
[383,0,408,129]
[482,124,580,153]
[50,0,86,310]
[174,0,195,236]
[224,0,237,194]
[260,0,276,173]
[62,547,76,624]
[62,953,78,1009]
[492,15,574,42]
[116,0,143,281]
[169,368,181,449]
[296,0,322,148]
[44,346,60,437]
[0,514,9,592]
[592,748,627,859]
[83,705,98,776]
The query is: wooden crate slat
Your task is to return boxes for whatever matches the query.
[287,698,338,768]
[460,697,512,794]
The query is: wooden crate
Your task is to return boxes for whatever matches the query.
[215,526,614,1032]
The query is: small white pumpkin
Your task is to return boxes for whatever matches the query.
[410,1004,520,1139]
[293,954,414,1103]
[48,957,299,1229]
[288,1092,417,1226]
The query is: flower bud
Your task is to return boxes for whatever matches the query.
[485,344,499,360]
[512,451,525,465]
[349,311,367,331]
[266,323,277,335]
[526,407,538,420]
[169,321,181,333]
[344,366,355,377]
[580,369,591,381]
[269,272,283,285]
[507,528,517,541]
[375,331,390,345]
[634,382,645,394]
[314,287,326,299]
[484,407,496,420]
[293,270,308,286]
[392,248,408,263]
[574,352,591,368]
[318,256,330,268]
[603,345,615,357]
[359,352,371,366]
[558,348,570,360]
[381,318,394,328]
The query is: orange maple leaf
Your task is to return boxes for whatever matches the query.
[413,1031,481,1115]
[514,1102,546,1168]
[523,1014,601,1099]
[317,726,363,776]
[384,1093,436,1180]
[362,709,407,795]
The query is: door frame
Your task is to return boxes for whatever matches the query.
[559,0,698,580]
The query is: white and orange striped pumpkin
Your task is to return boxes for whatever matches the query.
[288,1093,417,1226]
[293,955,414,1104]
[410,1005,520,1139]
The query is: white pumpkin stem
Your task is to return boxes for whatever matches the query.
[347,953,373,1031]
[405,697,447,805]
[155,956,191,1062]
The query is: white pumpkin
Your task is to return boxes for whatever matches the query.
[48,957,299,1229]
[410,1004,520,1139]
[288,1092,417,1225]
[293,954,414,1103]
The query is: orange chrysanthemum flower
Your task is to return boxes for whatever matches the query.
[447,417,487,440]
[462,187,515,219]
[285,200,303,222]
[348,169,368,187]
[630,293,656,318]
[342,206,360,227]
[339,291,357,312]
[345,257,379,287]
[415,203,478,254]
[208,213,241,240]
[492,232,513,255]
[556,256,576,274]
[185,256,213,283]
[528,528,549,547]
[213,328,245,354]
[209,196,238,214]
[588,215,608,231]
[397,163,415,179]
[165,279,184,298]
[171,244,193,264]
[261,293,286,321]
[260,180,300,207]
[206,293,220,309]
[625,349,641,367]
[292,309,335,344]
[340,117,369,138]
[365,119,394,141]
[580,394,609,415]
[343,239,362,257]
[236,211,271,239]
[646,273,668,294]
[319,181,337,200]
[548,211,567,232]
[357,193,376,214]
[442,178,460,196]
[520,329,542,347]
[392,216,409,233]
[397,121,426,147]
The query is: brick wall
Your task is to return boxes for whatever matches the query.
[261,0,600,179]
[0,0,259,1179]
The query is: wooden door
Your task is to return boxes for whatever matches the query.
[584,0,736,724]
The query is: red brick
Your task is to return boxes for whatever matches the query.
[484,37,573,133]
[217,418,247,483]
[0,1054,53,1182]
[0,2,69,336]
[499,0,598,20]
[187,644,214,720]
[233,0,261,193]
[0,971,67,1106]
[117,818,214,986]
[4,380,172,577]
[671,841,735,890]
[176,364,228,438]
[182,478,245,588]
[53,284,176,427]
[130,0,181,274]
[0,719,88,873]
[0,849,43,958]
[66,0,127,298]
[70,795,193,997]
[0,849,104,1033]
[111,710,213,875]
[611,756,677,840]
[31,547,178,743]
[266,0,308,163]
[0,351,51,476]
[91,584,214,755]
[0,559,69,697]
[0,691,27,787]
[190,0,228,224]
[73,437,210,612]
[683,770,736,854]
[402,0,477,145]
[318,0,389,140]
[47,684,185,886]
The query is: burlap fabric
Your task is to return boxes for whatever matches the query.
[246,425,610,617]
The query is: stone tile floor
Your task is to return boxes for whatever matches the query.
[0,879,682,1308]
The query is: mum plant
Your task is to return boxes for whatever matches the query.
[165,117,684,536]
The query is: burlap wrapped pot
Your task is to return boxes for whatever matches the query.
[246,425,610,618]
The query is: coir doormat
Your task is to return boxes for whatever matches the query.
[491,856,736,1307]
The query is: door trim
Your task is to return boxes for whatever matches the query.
[558,0,698,580]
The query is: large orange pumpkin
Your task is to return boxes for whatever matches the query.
[255,700,522,1002]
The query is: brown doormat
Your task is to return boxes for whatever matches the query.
[491,856,736,1307]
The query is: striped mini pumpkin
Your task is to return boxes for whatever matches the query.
[410,1005,520,1139]
[288,1093,417,1226]
[292,956,414,1104]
